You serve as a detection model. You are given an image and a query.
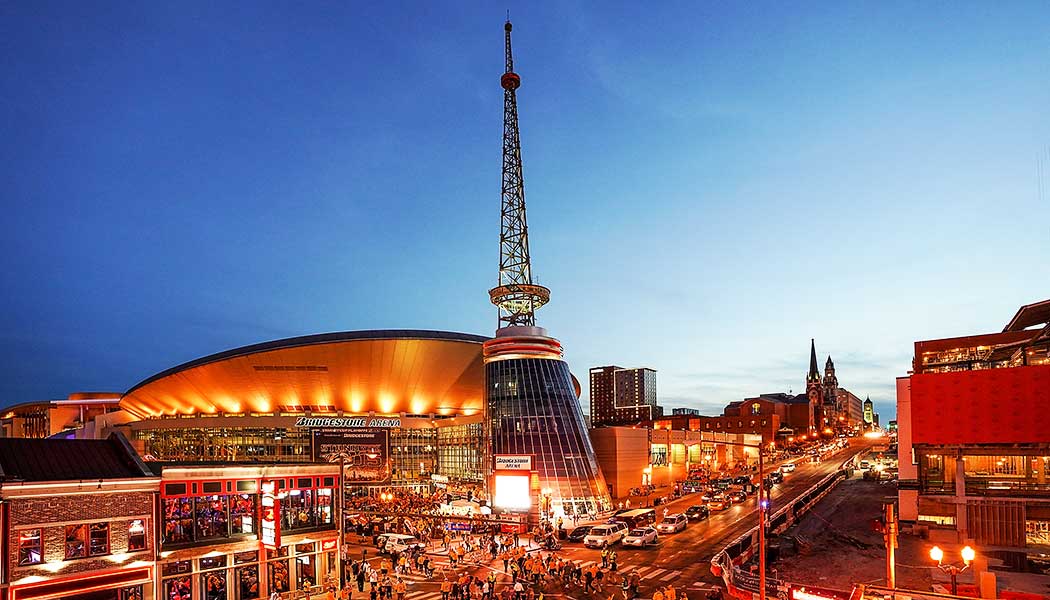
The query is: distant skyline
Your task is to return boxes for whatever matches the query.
[3,2,1049,422]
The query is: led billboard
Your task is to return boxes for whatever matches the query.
[493,474,531,510]
[311,428,391,483]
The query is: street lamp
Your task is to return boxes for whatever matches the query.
[929,545,975,596]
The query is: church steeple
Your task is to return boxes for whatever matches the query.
[807,339,820,383]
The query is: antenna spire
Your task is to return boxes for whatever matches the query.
[489,20,550,328]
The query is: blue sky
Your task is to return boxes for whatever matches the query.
[2,2,1048,421]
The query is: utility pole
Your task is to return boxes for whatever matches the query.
[884,501,898,588]
[758,448,767,600]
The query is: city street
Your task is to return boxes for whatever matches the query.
[342,440,874,600]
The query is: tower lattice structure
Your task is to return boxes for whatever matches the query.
[488,20,550,329]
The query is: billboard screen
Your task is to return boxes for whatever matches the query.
[311,429,391,483]
[493,474,531,510]
[911,364,1050,445]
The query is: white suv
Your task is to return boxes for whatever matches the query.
[584,522,628,548]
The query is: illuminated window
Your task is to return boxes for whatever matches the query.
[18,529,41,565]
[918,514,955,526]
[65,524,87,559]
[751,403,761,415]
[128,520,147,551]
[90,522,110,556]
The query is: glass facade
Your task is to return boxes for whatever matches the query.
[134,422,486,487]
[919,452,1050,497]
[487,357,612,517]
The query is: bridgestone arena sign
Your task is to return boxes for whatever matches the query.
[295,417,402,428]
[494,455,533,471]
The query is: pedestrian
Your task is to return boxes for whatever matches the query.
[513,581,524,600]
[610,551,618,572]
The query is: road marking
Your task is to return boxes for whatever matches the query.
[634,566,657,577]
[659,570,680,582]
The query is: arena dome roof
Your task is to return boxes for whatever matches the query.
[120,330,490,419]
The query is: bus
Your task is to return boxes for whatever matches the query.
[613,508,656,529]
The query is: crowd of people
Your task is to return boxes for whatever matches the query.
[297,526,694,600]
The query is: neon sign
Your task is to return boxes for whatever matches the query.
[260,480,280,550]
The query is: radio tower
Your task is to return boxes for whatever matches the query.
[482,20,612,522]
[488,20,550,329]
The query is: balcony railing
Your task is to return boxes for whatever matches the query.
[965,479,1050,497]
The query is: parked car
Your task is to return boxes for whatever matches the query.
[685,505,710,521]
[377,533,425,554]
[728,490,748,504]
[621,527,659,547]
[584,522,628,548]
[780,463,797,473]
[656,514,688,533]
[566,526,592,542]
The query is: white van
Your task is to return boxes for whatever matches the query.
[584,522,628,548]
[378,533,424,554]
[780,463,796,473]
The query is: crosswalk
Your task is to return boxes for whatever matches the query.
[377,557,682,587]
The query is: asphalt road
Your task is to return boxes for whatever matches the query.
[342,440,875,600]
[554,440,874,594]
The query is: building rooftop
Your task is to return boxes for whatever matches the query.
[0,433,152,482]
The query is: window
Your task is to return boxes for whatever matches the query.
[65,524,87,559]
[751,403,761,415]
[128,520,147,551]
[195,496,230,540]
[18,529,42,565]
[90,522,110,556]
[918,514,956,526]
[119,587,144,600]
[163,497,194,544]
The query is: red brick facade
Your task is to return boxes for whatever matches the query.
[5,490,155,586]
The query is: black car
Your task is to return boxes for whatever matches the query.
[768,471,784,484]
[733,476,751,486]
[684,505,710,521]
[728,491,748,503]
[566,526,592,542]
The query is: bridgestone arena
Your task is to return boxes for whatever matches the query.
[70,329,610,519]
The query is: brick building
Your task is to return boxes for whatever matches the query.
[0,434,158,600]
[589,366,663,426]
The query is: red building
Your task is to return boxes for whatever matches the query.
[0,434,158,600]
[898,299,1050,560]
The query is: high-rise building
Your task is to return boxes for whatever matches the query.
[483,20,611,521]
[897,298,1050,554]
[589,366,662,426]
[862,396,874,425]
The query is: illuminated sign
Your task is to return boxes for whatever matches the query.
[312,429,391,483]
[322,539,338,551]
[295,417,402,428]
[260,480,280,550]
[493,474,531,510]
[494,454,533,471]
